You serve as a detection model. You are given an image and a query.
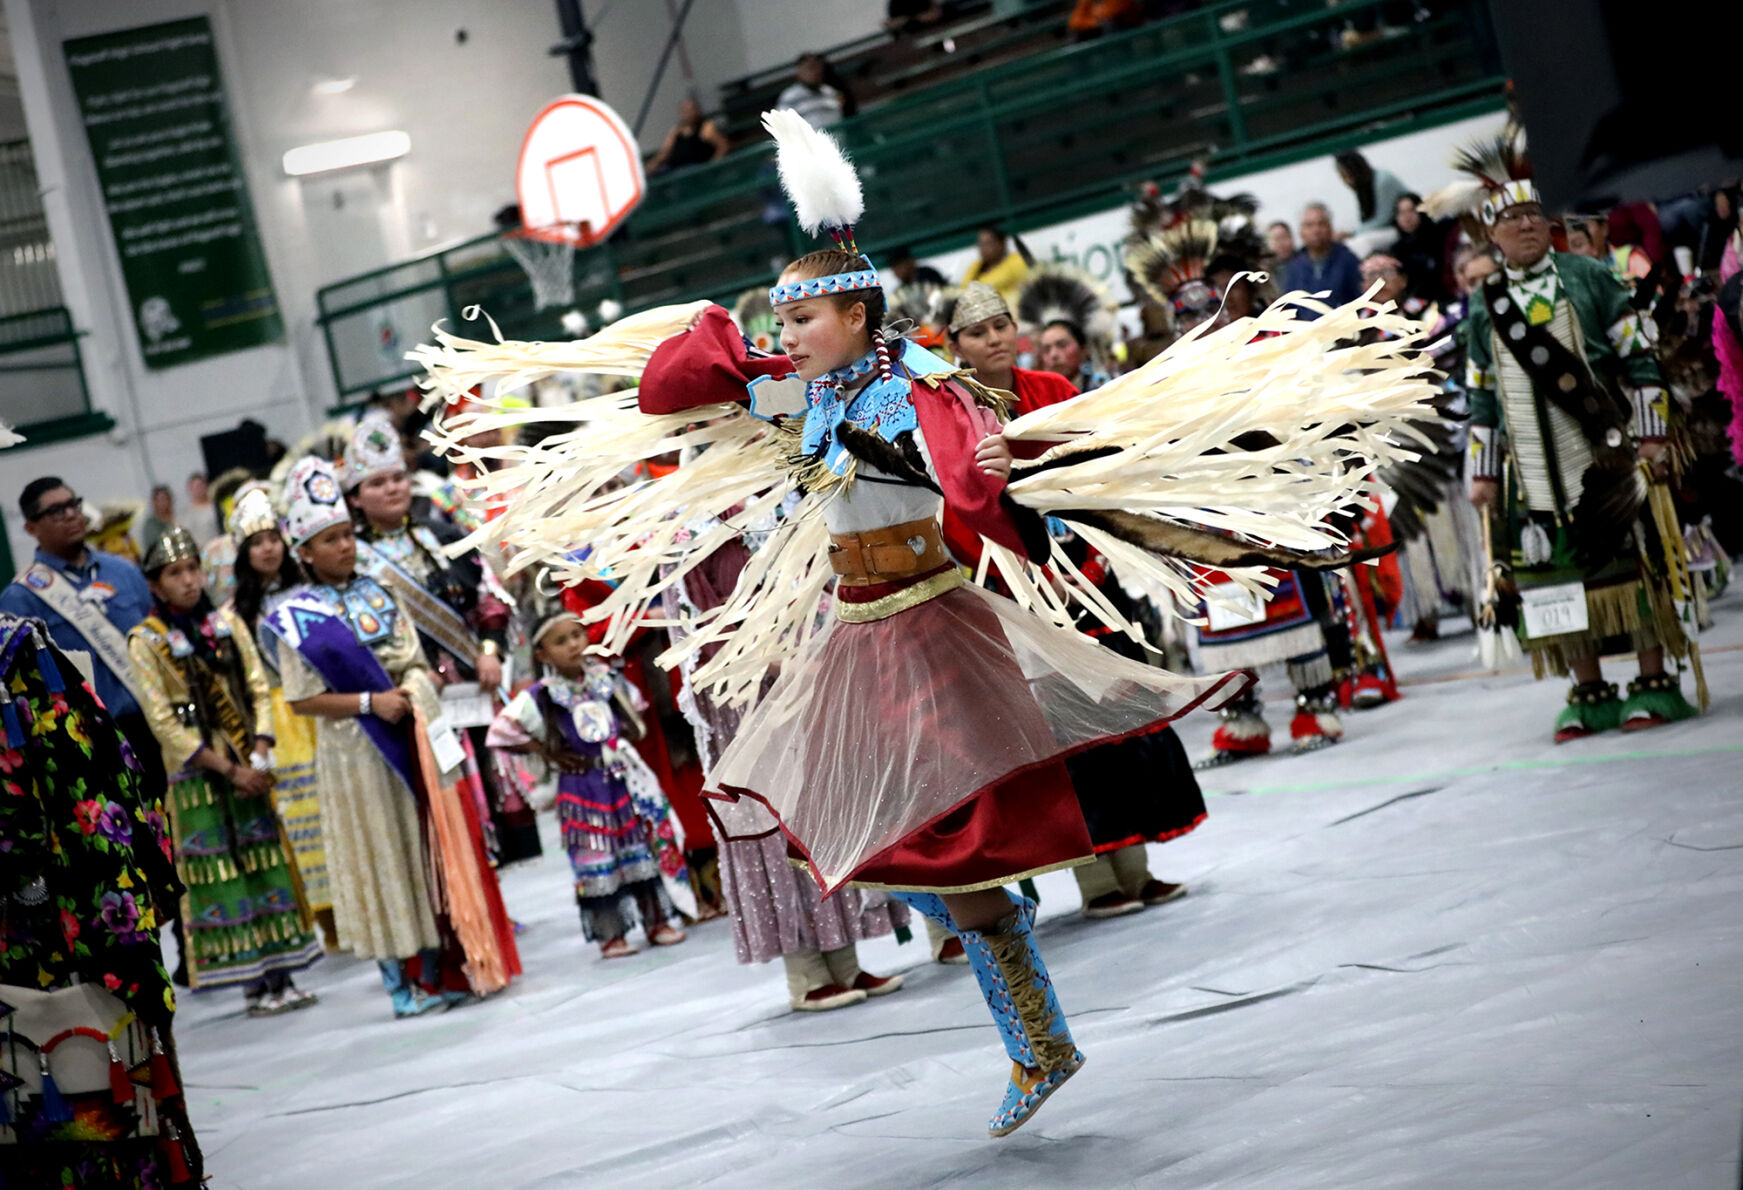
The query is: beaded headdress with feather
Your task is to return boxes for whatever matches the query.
[1125,179,1267,330]
[762,110,881,307]
[1422,120,1536,228]
[1016,267,1116,353]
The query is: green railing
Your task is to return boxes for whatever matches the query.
[0,306,109,445]
[317,0,1503,400]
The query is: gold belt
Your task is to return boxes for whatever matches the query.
[836,567,964,623]
[828,517,948,585]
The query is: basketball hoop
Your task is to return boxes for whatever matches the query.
[504,94,644,315]
[502,223,585,310]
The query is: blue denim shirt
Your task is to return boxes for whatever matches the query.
[1281,243,1366,316]
[1,546,154,717]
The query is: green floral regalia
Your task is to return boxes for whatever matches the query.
[127,603,322,990]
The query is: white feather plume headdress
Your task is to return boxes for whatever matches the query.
[762,108,863,243]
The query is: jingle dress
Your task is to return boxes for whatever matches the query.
[488,669,693,940]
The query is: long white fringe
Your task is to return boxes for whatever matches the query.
[414,286,1438,706]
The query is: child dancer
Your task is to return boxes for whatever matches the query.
[412,113,1433,1136]
[269,458,519,1017]
[127,527,322,1014]
[487,610,690,958]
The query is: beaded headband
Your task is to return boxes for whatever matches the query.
[1481,180,1540,225]
[530,610,585,648]
[769,262,882,307]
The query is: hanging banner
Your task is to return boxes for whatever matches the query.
[63,16,283,369]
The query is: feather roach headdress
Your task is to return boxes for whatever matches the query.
[1016,266,1116,352]
[1422,120,1536,228]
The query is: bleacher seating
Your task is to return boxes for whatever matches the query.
[317,0,1506,402]
[711,1,1066,147]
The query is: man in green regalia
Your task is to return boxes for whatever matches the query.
[1434,126,1705,742]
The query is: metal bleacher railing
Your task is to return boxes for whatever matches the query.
[0,139,105,444]
[315,0,1505,403]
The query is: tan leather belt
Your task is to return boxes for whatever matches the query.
[828,517,949,585]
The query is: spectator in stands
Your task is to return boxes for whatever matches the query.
[649,97,729,173]
[1565,212,1654,285]
[779,53,846,129]
[1387,192,1452,304]
[885,0,944,34]
[1037,321,1110,393]
[1335,150,1408,256]
[1068,0,1143,40]
[889,245,946,288]
[961,225,1031,307]
[141,483,177,559]
[1265,220,1295,275]
[182,471,220,548]
[1282,202,1363,313]
[1454,243,1499,299]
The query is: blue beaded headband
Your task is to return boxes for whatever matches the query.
[769,263,882,307]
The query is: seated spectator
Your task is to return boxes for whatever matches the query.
[182,470,220,548]
[1565,213,1653,285]
[1605,201,1663,266]
[778,53,846,129]
[1069,0,1143,40]
[140,483,177,559]
[889,244,946,289]
[886,0,944,34]
[1265,220,1296,273]
[1387,192,1453,304]
[648,97,728,173]
[960,225,1031,307]
[1335,150,1408,256]
[1281,202,1364,314]
[1453,243,1500,302]
[1358,254,1410,311]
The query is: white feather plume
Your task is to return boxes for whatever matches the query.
[762,108,863,237]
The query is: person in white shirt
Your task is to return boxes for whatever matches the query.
[776,53,845,129]
[181,471,221,548]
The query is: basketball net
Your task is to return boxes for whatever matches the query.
[503,224,584,310]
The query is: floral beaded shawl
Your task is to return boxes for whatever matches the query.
[0,615,181,1029]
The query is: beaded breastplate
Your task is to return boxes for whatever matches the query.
[311,576,398,646]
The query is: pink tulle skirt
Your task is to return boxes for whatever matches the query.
[706,581,1248,893]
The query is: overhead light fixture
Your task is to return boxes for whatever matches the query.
[282,130,410,177]
[313,76,357,95]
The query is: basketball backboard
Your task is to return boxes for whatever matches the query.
[514,94,646,246]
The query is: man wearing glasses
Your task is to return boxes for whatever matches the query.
[1448,140,1700,743]
[3,476,162,785]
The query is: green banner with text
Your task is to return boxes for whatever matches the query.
[64,16,283,370]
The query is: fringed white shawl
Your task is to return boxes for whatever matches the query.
[411,285,1437,708]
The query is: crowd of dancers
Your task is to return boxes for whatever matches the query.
[3,106,1736,1184]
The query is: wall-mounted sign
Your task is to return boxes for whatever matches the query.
[64,16,284,369]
